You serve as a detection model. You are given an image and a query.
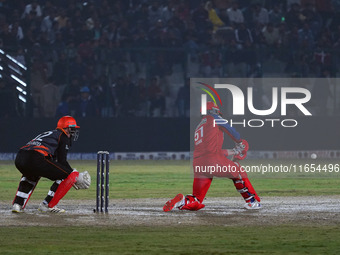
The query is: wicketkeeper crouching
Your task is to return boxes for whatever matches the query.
[12,116,91,213]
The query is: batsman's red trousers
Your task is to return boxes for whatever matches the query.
[192,153,247,202]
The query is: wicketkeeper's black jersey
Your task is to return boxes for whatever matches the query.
[20,129,73,171]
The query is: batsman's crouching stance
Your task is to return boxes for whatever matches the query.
[163,102,261,212]
[12,116,91,213]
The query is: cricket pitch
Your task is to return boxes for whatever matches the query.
[1,196,339,227]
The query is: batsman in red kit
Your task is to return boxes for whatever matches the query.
[163,102,261,212]
[12,116,91,213]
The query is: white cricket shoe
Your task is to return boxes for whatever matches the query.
[244,200,262,210]
[38,202,66,213]
[12,203,24,213]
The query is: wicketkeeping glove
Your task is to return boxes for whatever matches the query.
[73,171,91,190]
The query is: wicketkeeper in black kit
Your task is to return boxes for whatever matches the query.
[12,116,91,213]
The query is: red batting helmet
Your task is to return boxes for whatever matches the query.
[205,101,221,115]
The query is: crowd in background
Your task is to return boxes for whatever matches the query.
[0,0,339,118]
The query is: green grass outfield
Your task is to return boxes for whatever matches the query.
[1,159,340,254]
[1,225,340,255]
[1,159,340,201]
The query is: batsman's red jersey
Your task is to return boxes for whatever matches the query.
[193,114,241,158]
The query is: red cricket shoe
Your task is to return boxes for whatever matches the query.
[163,193,185,212]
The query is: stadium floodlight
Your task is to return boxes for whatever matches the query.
[0,65,3,70]
[6,54,27,70]
[11,74,26,87]
[18,94,26,103]
[0,49,4,54]
[9,64,23,75]
[16,86,27,95]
